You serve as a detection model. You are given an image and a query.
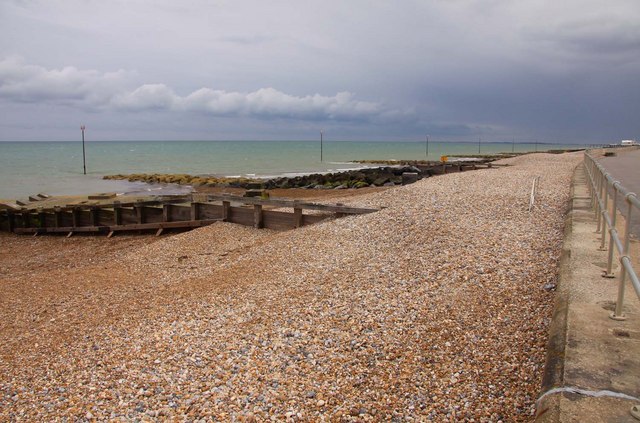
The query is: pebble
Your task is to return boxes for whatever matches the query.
[0,152,582,420]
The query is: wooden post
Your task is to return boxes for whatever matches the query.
[90,207,99,226]
[54,208,62,228]
[6,212,14,233]
[38,210,46,228]
[163,204,171,222]
[293,207,303,228]
[135,205,144,224]
[253,204,263,229]
[21,212,29,229]
[222,201,231,222]
[191,202,199,221]
[114,204,122,225]
[72,208,79,228]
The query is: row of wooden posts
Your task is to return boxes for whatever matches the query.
[0,195,379,237]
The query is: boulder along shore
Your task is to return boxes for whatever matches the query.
[0,152,581,421]
[102,160,490,190]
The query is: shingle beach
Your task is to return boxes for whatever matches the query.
[0,152,581,421]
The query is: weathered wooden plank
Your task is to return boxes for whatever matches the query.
[90,208,99,226]
[226,206,253,227]
[13,219,221,234]
[96,209,114,226]
[262,210,297,231]
[303,214,328,225]
[6,212,14,232]
[14,226,107,234]
[206,194,379,215]
[44,213,56,227]
[19,212,30,229]
[59,211,73,227]
[39,211,47,228]
[35,196,191,213]
[120,208,138,225]
[141,206,164,224]
[169,205,191,222]
[77,210,93,227]
[199,203,222,220]
[108,219,222,231]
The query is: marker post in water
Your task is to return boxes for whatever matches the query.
[425,134,430,158]
[320,129,324,162]
[81,125,87,175]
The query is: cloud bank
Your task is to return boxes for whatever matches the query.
[0,58,408,123]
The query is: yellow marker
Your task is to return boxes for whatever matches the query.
[440,155,448,163]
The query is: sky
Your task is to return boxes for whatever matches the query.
[0,0,639,143]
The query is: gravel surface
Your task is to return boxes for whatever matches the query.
[0,152,581,421]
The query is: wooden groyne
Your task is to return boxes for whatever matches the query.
[0,195,379,237]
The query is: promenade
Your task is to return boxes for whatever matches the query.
[536,150,640,422]
[600,148,640,238]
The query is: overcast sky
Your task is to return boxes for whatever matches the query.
[1,0,639,142]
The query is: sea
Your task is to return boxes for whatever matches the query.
[0,140,589,200]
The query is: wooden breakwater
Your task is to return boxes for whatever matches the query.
[0,195,379,237]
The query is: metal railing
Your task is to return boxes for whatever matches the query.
[583,151,640,320]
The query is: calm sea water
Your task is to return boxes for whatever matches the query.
[0,140,587,200]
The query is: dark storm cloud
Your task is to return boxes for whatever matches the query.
[0,0,639,141]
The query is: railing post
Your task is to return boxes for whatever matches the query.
[610,193,635,320]
[595,171,603,233]
[599,174,609,250]
[603,185,618,278]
